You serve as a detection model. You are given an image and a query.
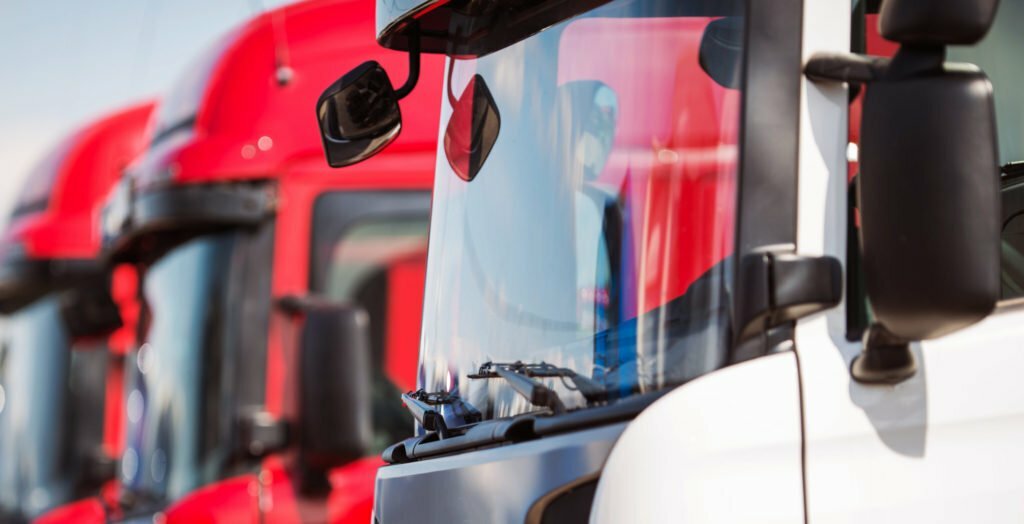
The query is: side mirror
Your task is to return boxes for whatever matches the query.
[317,61,403,168]
[295,302,372,493]
[859,58,999,343]
[443,74,501,181]
[806,0,1001,384]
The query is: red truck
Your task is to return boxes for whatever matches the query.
[39,0,443,522]
[0,102,153,523]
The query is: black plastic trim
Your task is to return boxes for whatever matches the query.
[308,191,431,292]
[227,220,276,458]
[0,248,104,314]
[735,253,843,342]
[731,0,805,357]
[383,389,669,464]
[106,182,275,263]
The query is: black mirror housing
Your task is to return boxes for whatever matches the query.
[317,61,403,168]
[296,302,373,492]
[880,0,1000,46]
[805,0,1002,383]
[860,56,1000,342]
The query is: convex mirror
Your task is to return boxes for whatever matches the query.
[318,61,403,168]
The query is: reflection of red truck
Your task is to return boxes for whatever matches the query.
[0,102,153,523]
[39,0,443,522]
[319,0,1024,522]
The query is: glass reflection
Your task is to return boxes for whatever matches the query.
[421,0,743,421]
[121,233,237,503]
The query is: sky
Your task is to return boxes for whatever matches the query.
[0,0,297,224]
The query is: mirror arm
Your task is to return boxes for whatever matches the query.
[393,22,421,99]
[805,52,890,85]
[851,323,916,384]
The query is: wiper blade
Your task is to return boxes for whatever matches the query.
[402,389,482,438]
[468,361,608,414]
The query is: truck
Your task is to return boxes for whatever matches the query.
[316,0,1024,521]
[0,102,153,523]
[38,0,444,522]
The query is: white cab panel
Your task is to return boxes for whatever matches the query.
[795,0,1024,520]
[799,304,1024,523]
[590,352,804,524]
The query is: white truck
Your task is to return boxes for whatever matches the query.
[317,0,1024,521]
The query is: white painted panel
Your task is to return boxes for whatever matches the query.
[591,352,804,524]
[795,0,1024,520]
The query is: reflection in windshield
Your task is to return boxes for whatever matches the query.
[0,298,73,518]
[121,233,237,503]
[422,0,743,422]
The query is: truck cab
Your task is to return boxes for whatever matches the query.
[0,102,153,523]
[318,0,1024,521]
[72,0,444,522]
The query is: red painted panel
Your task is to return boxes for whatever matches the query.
[33,498,106,524]
[5,102,155,260]
[385,254,427,392]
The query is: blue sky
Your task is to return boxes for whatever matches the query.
[0,0,296,222]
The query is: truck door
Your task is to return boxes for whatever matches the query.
[798,2,1024,521]
[257,189,431,524]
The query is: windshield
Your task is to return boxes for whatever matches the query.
[0,294,115,520]
[420,0,743,422]
[0,298,72,517]
[121,233,238,503]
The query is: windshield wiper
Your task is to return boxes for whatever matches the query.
[401,389,483,438]
[467,361,608,415]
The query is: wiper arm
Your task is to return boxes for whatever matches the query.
[402,389,482,439]
[468,361,608,414]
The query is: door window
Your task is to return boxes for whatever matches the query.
[309,191,431,452]
[945,3,1024,299]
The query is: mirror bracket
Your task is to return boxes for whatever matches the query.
[735,251,843,346]
[805,52,891,85]
[393,22,421,99]
[851,323,917,384]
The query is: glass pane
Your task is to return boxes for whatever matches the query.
[948,3,1024,166]
[422,0,743,423]
[0,298,73,518]
[947,4,1024,300]
[322,217,429,452]
[121,233,237,502]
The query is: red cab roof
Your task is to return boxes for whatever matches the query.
[4,101,156,261]
[131,0,444,192]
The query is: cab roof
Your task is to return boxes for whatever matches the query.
[4,101,156,261]
[131,0,444,192]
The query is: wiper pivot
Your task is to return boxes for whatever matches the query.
[402,389,482,438]
[468,361,607,414]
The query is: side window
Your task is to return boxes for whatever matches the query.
[323,218,429,452]
[947,3,1024,299]
[846,4,897,340]
[0,331,7,421]
[309,192,431,453]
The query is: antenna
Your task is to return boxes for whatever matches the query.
[247,0,293,85]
